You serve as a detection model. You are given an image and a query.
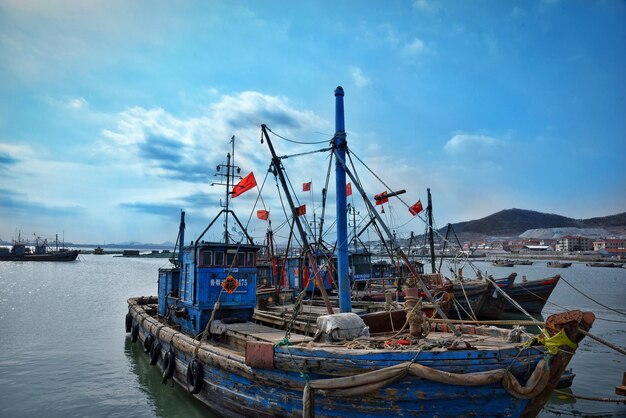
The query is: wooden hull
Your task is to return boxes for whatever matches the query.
[127,297,593,417]
[496,276,561,313]
[448,281,489,319]
[477,274,518,320]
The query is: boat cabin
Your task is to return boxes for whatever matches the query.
[158,241,260,335]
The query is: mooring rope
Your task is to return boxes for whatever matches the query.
[553,389,626,404]
[559,276,626,317]
[578,328,626,356]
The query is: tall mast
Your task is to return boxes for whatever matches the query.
[261,125,334,314]
[427,188,436,273]
[334,86,351,313]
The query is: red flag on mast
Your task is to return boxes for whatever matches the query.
[296,205,306,216]
[374,191,389,205]
[232,172,257,198]
[346,182,352,196]
[303,181,311,192]
[409,200,424,216]
[257,210,269,220]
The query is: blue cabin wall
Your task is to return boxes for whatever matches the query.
[283,257,333,293]
[166,243,259,335]
[157,268,180,317]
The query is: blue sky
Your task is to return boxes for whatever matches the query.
[1,0,624,245]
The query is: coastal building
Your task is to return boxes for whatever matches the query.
[555,236,592,252]
[592,239,625,252]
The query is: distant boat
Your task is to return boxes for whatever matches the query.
[514,260,533,265]
[585,262,624,268]
[0,235,78,262]
[492,259,515,267]
[546,261,572,268]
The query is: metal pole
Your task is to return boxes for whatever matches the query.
[334,86,351,313]
[178,210,185,268]
[224,152,231,244]
[427,188,436,273]
[261,125,334,315]
[333,150,449,319]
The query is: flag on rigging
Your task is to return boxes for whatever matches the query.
[374,191,389,205]
[231,172,257,198]
[257,210,269,220]
[303,181,312,192]
[409,200,424,216]
[346,182,352,197]
[296,205,306,216]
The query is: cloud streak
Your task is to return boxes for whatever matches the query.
[443,133,505,155]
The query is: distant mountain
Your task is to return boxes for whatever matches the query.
[448,209,626,237]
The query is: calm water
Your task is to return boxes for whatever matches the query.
[0,255,624,417]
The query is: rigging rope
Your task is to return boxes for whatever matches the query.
[558,276,626,317]
[266,126,331,145]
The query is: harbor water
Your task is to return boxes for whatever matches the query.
[0,255,624,417]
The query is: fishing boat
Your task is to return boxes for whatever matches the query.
[514,260,533,266]
[0,234,79,262]
[585,262,624,268]
[476,272,518,320]
[494,274,561,313]
[547,261,572,268]
[126,87,594,417]
[493,259,515,267]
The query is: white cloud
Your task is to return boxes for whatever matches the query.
[443,133,505,155]
[351,67,371,88]
[66,97,88,110]
[403,38,426,55]
[413,0,438,13]
[101,91,326,186]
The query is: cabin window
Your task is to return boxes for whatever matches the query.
[247,252,255,266]
[237,252,245,267]
[214,251,224,266]
[226,252,236,267]
[202,251,212,266]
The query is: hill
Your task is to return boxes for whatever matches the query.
[448,208,626,238]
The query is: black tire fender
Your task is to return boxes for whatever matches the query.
[131,324,139,342]
[143,335,154,353]
[186,359,203,394]
[162,350,175,382]
[125,313,133,333]
[149,341,161,365]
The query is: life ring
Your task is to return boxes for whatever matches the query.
[149,341,161,365]
[143,335,154,353]
[131,324,139,342]
[125,313,133,333]
[162,350,176,382]
[186,359,204,394]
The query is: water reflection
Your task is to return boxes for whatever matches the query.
[124,338,214,418]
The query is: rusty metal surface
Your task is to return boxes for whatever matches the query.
[245,341,275,369]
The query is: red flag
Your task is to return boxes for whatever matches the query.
[257,210,269,220]
[409,200,423,216]
[232,172,257,198]
[303,181,311,192]
[374,191,388,205]
[296,205,306,216]
[346,182,352,196]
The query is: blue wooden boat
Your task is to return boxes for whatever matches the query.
[495,274,561,313]
[126,87,594,417]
